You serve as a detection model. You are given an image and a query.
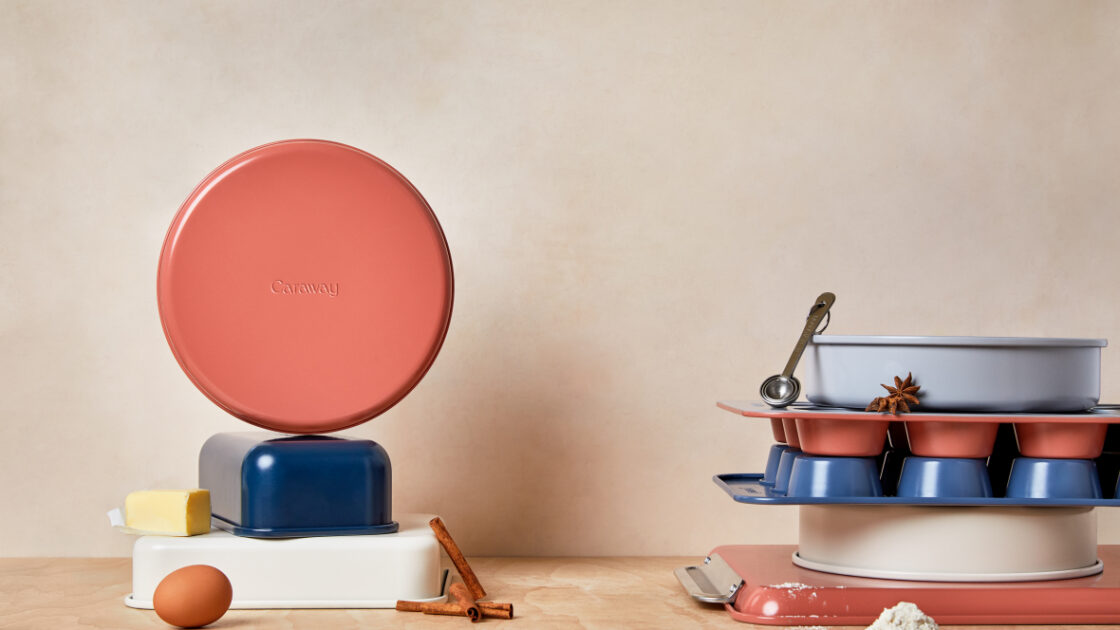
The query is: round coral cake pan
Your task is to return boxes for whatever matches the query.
[795,417,889,457]
[1015,423,1108,459]
[905,421,1000,458]
[158,140,453,434]
[803,336,1105,412]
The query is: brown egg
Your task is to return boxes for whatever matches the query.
[153,564,232,628]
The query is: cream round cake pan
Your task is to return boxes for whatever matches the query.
[796,505,1100,582]
[803,335,1106,412]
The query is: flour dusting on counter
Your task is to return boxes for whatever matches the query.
[867,602,938,630]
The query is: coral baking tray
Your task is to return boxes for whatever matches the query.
[695,544,1120,625]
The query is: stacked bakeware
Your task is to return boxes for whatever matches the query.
[736,335,1116,511]
[126,140,454,609]
[679,334,1120,625]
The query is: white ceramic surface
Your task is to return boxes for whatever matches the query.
[127,513,444,609]
[797,505,1099,582]
[804,335,1106,412]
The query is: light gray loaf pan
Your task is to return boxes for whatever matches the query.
[803,335,1106,413]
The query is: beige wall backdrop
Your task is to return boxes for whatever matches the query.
[3,0,1120,557]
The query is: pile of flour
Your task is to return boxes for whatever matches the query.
[866,602,938,630]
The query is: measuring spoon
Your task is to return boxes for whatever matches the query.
[760,292,836,408]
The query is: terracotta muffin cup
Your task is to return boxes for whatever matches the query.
[1014,423,1107,459]
[905,421,1000,458]
[781,418,801,449]
[795,418,889,457]
[771,418,787,444]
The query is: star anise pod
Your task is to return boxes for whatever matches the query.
[865,372,921,414]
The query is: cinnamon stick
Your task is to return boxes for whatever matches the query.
[397,599,515,620]
[430,517,487,600]
[396,601,471,617]
[477,601,515,619]
[448,582,482,622]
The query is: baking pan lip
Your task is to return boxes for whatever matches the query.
[811,335,1107,348]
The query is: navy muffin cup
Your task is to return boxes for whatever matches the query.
[786,455,882,498]
[762,444,792,486]
[896,457,993,498]
[771,448,802,495]
[1006,458,1102,499]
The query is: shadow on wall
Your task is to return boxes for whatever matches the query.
[389,308,609,556]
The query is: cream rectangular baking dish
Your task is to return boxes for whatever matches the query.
[126,513,446,609]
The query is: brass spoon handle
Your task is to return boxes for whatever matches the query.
[780,292,836,378]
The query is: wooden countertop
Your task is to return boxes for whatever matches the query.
[0,557,1114,629]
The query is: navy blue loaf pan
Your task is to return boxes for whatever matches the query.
[199,432,398,537]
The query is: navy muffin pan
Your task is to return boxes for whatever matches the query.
[199,432,398,537]
[717,473,1120,506]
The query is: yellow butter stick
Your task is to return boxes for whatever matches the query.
[125,489,211,536]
